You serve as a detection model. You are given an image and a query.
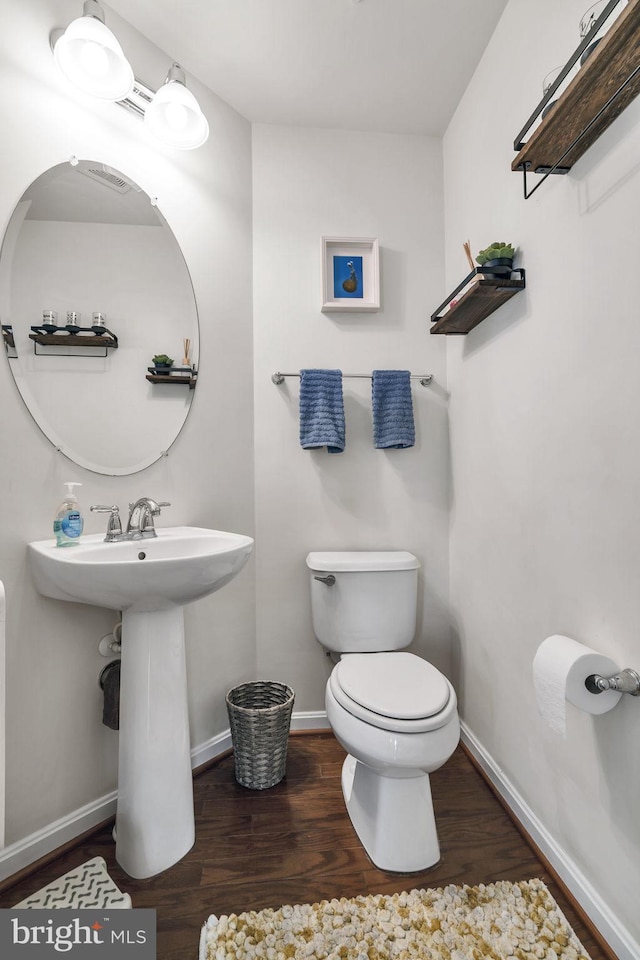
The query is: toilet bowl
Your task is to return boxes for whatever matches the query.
[326,652,459,872]
[307,551,460,873]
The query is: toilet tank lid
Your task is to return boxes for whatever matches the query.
[306,551,419,572]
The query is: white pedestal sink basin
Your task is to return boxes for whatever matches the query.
[28,526,253,879]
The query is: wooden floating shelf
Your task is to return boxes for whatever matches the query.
[430,269,526,336]
[512,0,640,180]
[28,327,118,355]
[146,370,197,390]
[29,333,117,347]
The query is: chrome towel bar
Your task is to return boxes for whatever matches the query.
[272,372,433,386]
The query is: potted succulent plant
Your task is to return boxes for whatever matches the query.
[476,242,516,278]
[152,353,173,374]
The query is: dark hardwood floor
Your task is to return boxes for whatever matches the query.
[0,734,610,959]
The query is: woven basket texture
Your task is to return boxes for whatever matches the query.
[226,681,295,790]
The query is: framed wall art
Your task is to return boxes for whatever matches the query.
[321,237,380,312]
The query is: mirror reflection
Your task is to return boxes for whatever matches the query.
[0,159,199,475]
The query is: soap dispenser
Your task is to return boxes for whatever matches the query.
[53,482,84,547]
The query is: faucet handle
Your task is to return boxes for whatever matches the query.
[90,504,123,541]
[145,503,170,531]
[139,500,170,534]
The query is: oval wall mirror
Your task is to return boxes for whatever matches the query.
[0,159,199,475]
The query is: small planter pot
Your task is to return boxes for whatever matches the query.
[479,258,513,278]
[153,363,172,375]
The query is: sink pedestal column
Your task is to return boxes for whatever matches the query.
[115,606,194,878]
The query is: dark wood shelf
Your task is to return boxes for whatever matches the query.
[146,372,197,390]
[512,0,640,180]
[430,269,526,336]
[29,327,118,351]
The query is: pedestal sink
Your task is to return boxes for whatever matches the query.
[28,526,253,878]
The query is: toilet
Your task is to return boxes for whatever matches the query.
[307,550,460,873]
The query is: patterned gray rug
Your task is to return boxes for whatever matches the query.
[200,878,591,959]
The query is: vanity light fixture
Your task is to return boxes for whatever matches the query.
[51,0,134,102]
[51,4,209,150]
[143,64,209,150]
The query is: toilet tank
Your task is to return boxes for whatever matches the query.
[306,551,420,653]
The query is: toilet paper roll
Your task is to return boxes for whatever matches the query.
[533,635,622,736]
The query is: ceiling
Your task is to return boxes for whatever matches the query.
[106,0,508,137]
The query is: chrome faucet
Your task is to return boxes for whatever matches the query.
[90,498,170,542]
[125,498,171,539]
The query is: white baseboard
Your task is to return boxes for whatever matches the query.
[191,728,233,770]
[0,792,118,884]
[290,710,332,732]
[0,710,330,884]
[461,721,639,960]
[190,711,330,769]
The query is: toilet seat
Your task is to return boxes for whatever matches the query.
[330,652,452,733]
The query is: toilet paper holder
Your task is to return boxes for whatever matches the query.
[585,668,640,696]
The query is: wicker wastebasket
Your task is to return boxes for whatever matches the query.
[226,681,295,789]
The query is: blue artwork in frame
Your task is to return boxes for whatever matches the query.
[321,237,379,312]
[333,255,363,300]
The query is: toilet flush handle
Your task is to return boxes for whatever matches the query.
[314,574,336,586]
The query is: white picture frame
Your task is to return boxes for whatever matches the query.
[321,237,380,312]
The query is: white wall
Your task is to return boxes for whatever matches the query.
[0,0,255,845]
[444,0,640,951]
[252,124,449,708]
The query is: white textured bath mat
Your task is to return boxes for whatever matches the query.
[13,856,131,909]
[199,878,591,960]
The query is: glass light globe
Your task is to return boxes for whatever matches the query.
[54,13,134,101]
[144,69,209,150]
[80,40,110,78]
[164,101,190,132]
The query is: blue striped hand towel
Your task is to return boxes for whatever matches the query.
[372,370,415,449]
[299,369,345,453]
